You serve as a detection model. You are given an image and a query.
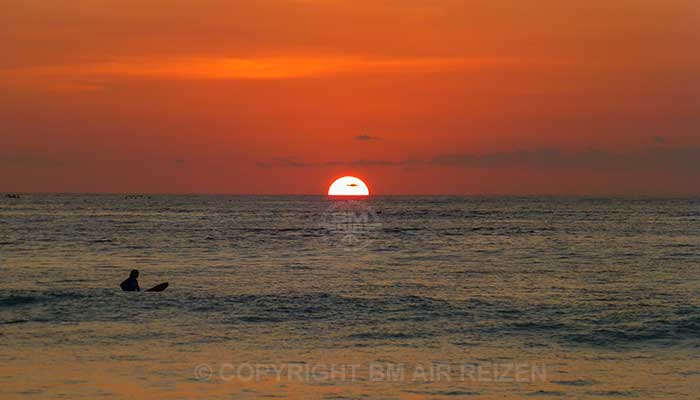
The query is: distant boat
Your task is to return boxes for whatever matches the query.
[124,194,152,200]
[4,194,20,199]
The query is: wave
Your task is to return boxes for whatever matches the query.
[347,331,426,340]
[562,315,700,347]
[0,291,87,308]
[0,319,30,325]
[185,292,461,325]
[2,288,698,349]
[90,238,113,243]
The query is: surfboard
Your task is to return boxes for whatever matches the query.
[145,282,168,292]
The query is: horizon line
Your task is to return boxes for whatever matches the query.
[2,191,700,199]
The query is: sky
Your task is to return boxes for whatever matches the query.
[1,0,699,195]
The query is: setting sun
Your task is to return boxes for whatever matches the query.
[327,176,370,196]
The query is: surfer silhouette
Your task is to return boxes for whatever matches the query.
[120,269,140,292]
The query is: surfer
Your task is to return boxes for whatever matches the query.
[120,269,140,291]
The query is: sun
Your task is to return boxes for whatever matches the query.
[328,176,370,196]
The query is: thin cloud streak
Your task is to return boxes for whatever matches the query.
[355,135,382,141]
[431,148,700,170]
[258,147,700,172]
[258,157,314,168]
[0,154,71,168]
[1,56,532,88]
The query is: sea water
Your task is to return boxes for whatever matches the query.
[1,195,699,398]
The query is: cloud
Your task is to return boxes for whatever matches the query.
[431,147,700,171]
[355,135,381,141]
[0,56,524,89]
[346,159,418,167]
[0,154,70,168]
[260,157,314,168]
[257,147,700,172]
[258,158,417,168]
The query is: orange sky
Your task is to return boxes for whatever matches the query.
[1,0,699,194]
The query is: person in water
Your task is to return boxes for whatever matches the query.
[120,269,140,291]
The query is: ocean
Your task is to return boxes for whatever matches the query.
[1,194,699,399]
